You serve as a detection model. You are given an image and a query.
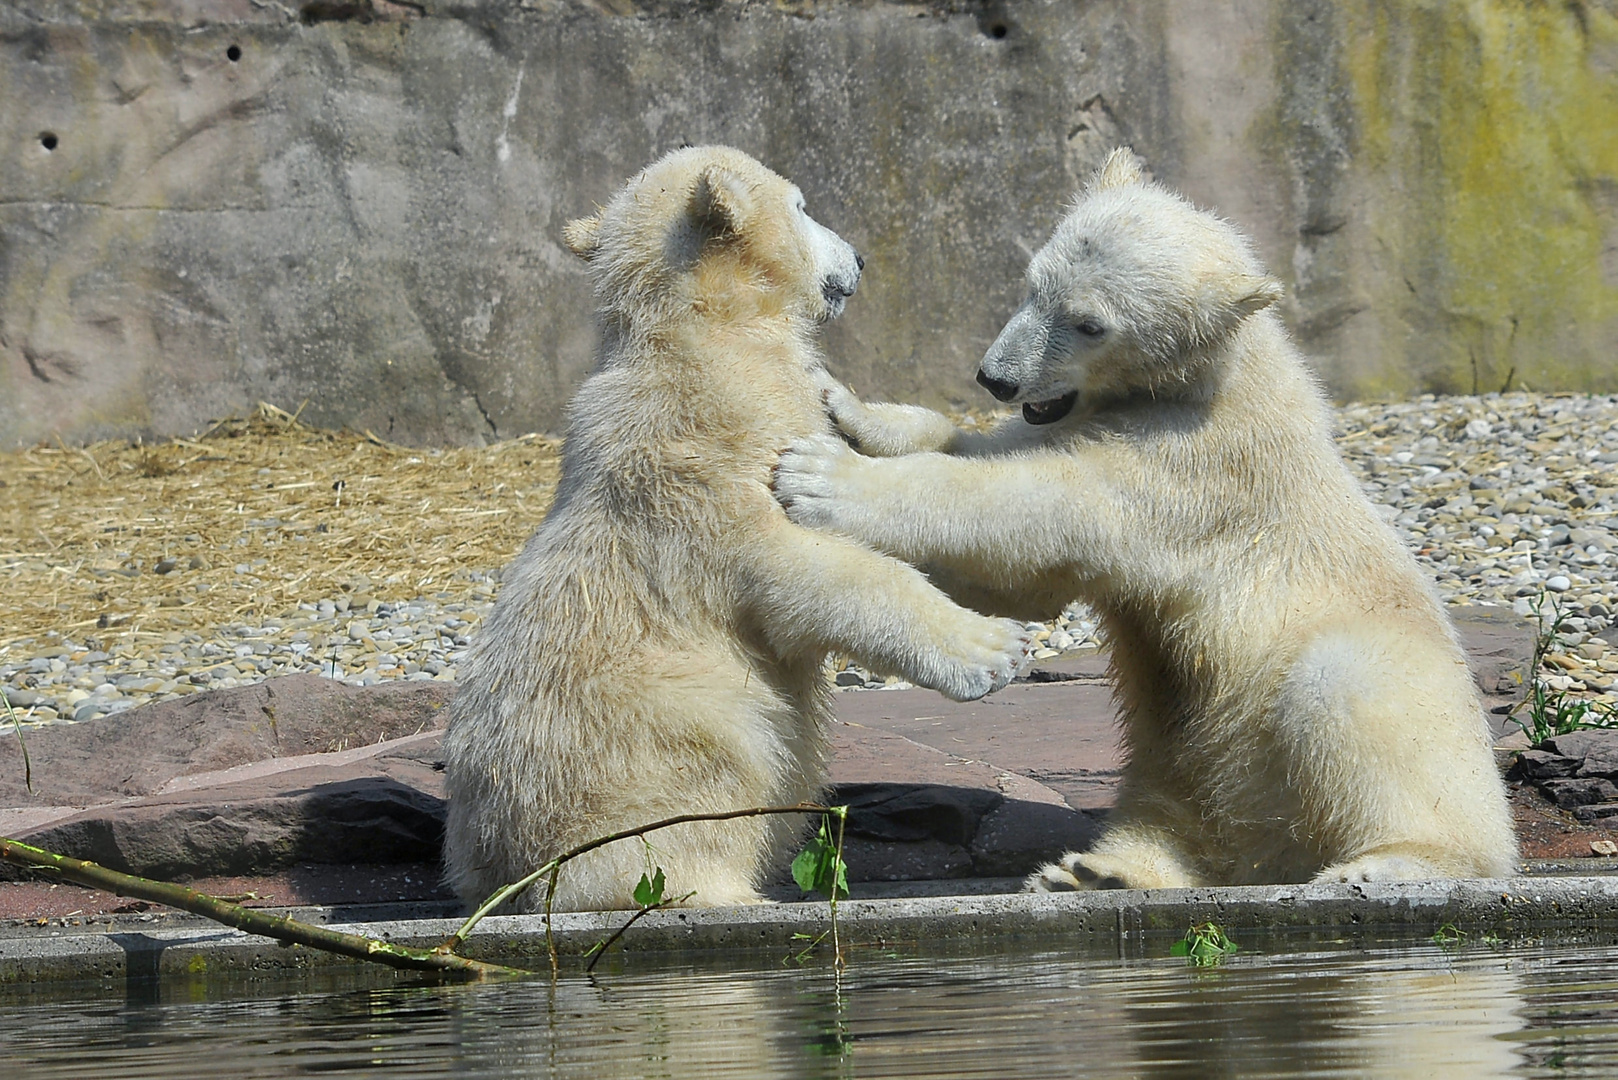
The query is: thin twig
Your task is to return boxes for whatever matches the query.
[545,861,561,977]
[0,837,521,980]
[583,891,697,973]
[437,802,838,955]
[831,805,847,971]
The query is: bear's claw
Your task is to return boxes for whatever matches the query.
[773,433,853,530]
[929,618,1035,701]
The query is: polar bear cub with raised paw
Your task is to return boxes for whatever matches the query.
[774,148,1516,888]
[441,146,1033,913]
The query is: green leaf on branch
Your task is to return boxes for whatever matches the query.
[791,815,849,900]
[633,867,666,908]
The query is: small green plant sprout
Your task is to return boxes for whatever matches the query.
[788,808,851,969]
[1431,923,1467,949]
[1513,591,1618,745]
[792,813,850,900]
[1170,922,1239,967]
[3,691,31,794]
[787,930,831,966]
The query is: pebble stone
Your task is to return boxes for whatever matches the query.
[7,392,1618,723]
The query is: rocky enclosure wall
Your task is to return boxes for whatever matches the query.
[3,0,1617,447]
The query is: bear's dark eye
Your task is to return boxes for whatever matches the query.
[1076,317,1106,338]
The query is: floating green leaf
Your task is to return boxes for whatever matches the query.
[1171,922,1239,967]
[1431,922,1466,949]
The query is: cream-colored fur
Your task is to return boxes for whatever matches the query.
[441,146,1033,913]
[774,148,1517,889]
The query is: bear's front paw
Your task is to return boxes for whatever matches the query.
[1025,853,1131,892]
[819,380,867,436]
[931,618,1035,702]
[773,433,861,531]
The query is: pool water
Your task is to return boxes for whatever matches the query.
[4,936,1616,1078]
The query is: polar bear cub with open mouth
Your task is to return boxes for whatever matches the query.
[775,148,1516,888]
[441,146,1033,913]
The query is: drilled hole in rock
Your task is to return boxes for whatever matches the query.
[988,23,1008,39]
[39,132,58,151]
[227,44,242,62]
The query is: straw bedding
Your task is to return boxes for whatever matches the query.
[2,404,561,654]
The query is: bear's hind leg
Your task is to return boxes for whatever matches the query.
[1314,848,1458,884]
[1278,629,1517,882]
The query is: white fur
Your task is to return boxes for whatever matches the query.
[441,146,1032,913]
[775,148,1516,889]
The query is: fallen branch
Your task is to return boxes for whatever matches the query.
[3,804,850,981]
[437,802,848,962]
[0,837,521,980]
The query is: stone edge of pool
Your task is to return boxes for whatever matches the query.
[4,877,1618,984]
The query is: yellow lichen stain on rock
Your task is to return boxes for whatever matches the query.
[1343,0,1618,396]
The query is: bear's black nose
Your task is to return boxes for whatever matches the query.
[976,370,1020,402]
[854,252,865,271]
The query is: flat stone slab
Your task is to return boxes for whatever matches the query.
[7,735,448,881]
[826,716,1101,881]
[4,877,1616,986]
[0,711,1099,895]
[837,665,1122,811]
[0,674,454,807]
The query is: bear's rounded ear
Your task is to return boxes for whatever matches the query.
[1198,273,1285,341]
[692,164,753,235]
[1231,274,1285,316]
[1088,148,1147,193]
[562,215,602,260]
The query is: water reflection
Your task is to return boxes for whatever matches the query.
[10,938,1618,1078]
[1106,951,1521,1078]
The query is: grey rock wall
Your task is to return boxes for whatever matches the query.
[3,0,1617,447]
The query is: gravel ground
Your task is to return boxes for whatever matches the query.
[5,391,1618,726]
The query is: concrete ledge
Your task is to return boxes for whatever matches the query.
[5,877,1618,985]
